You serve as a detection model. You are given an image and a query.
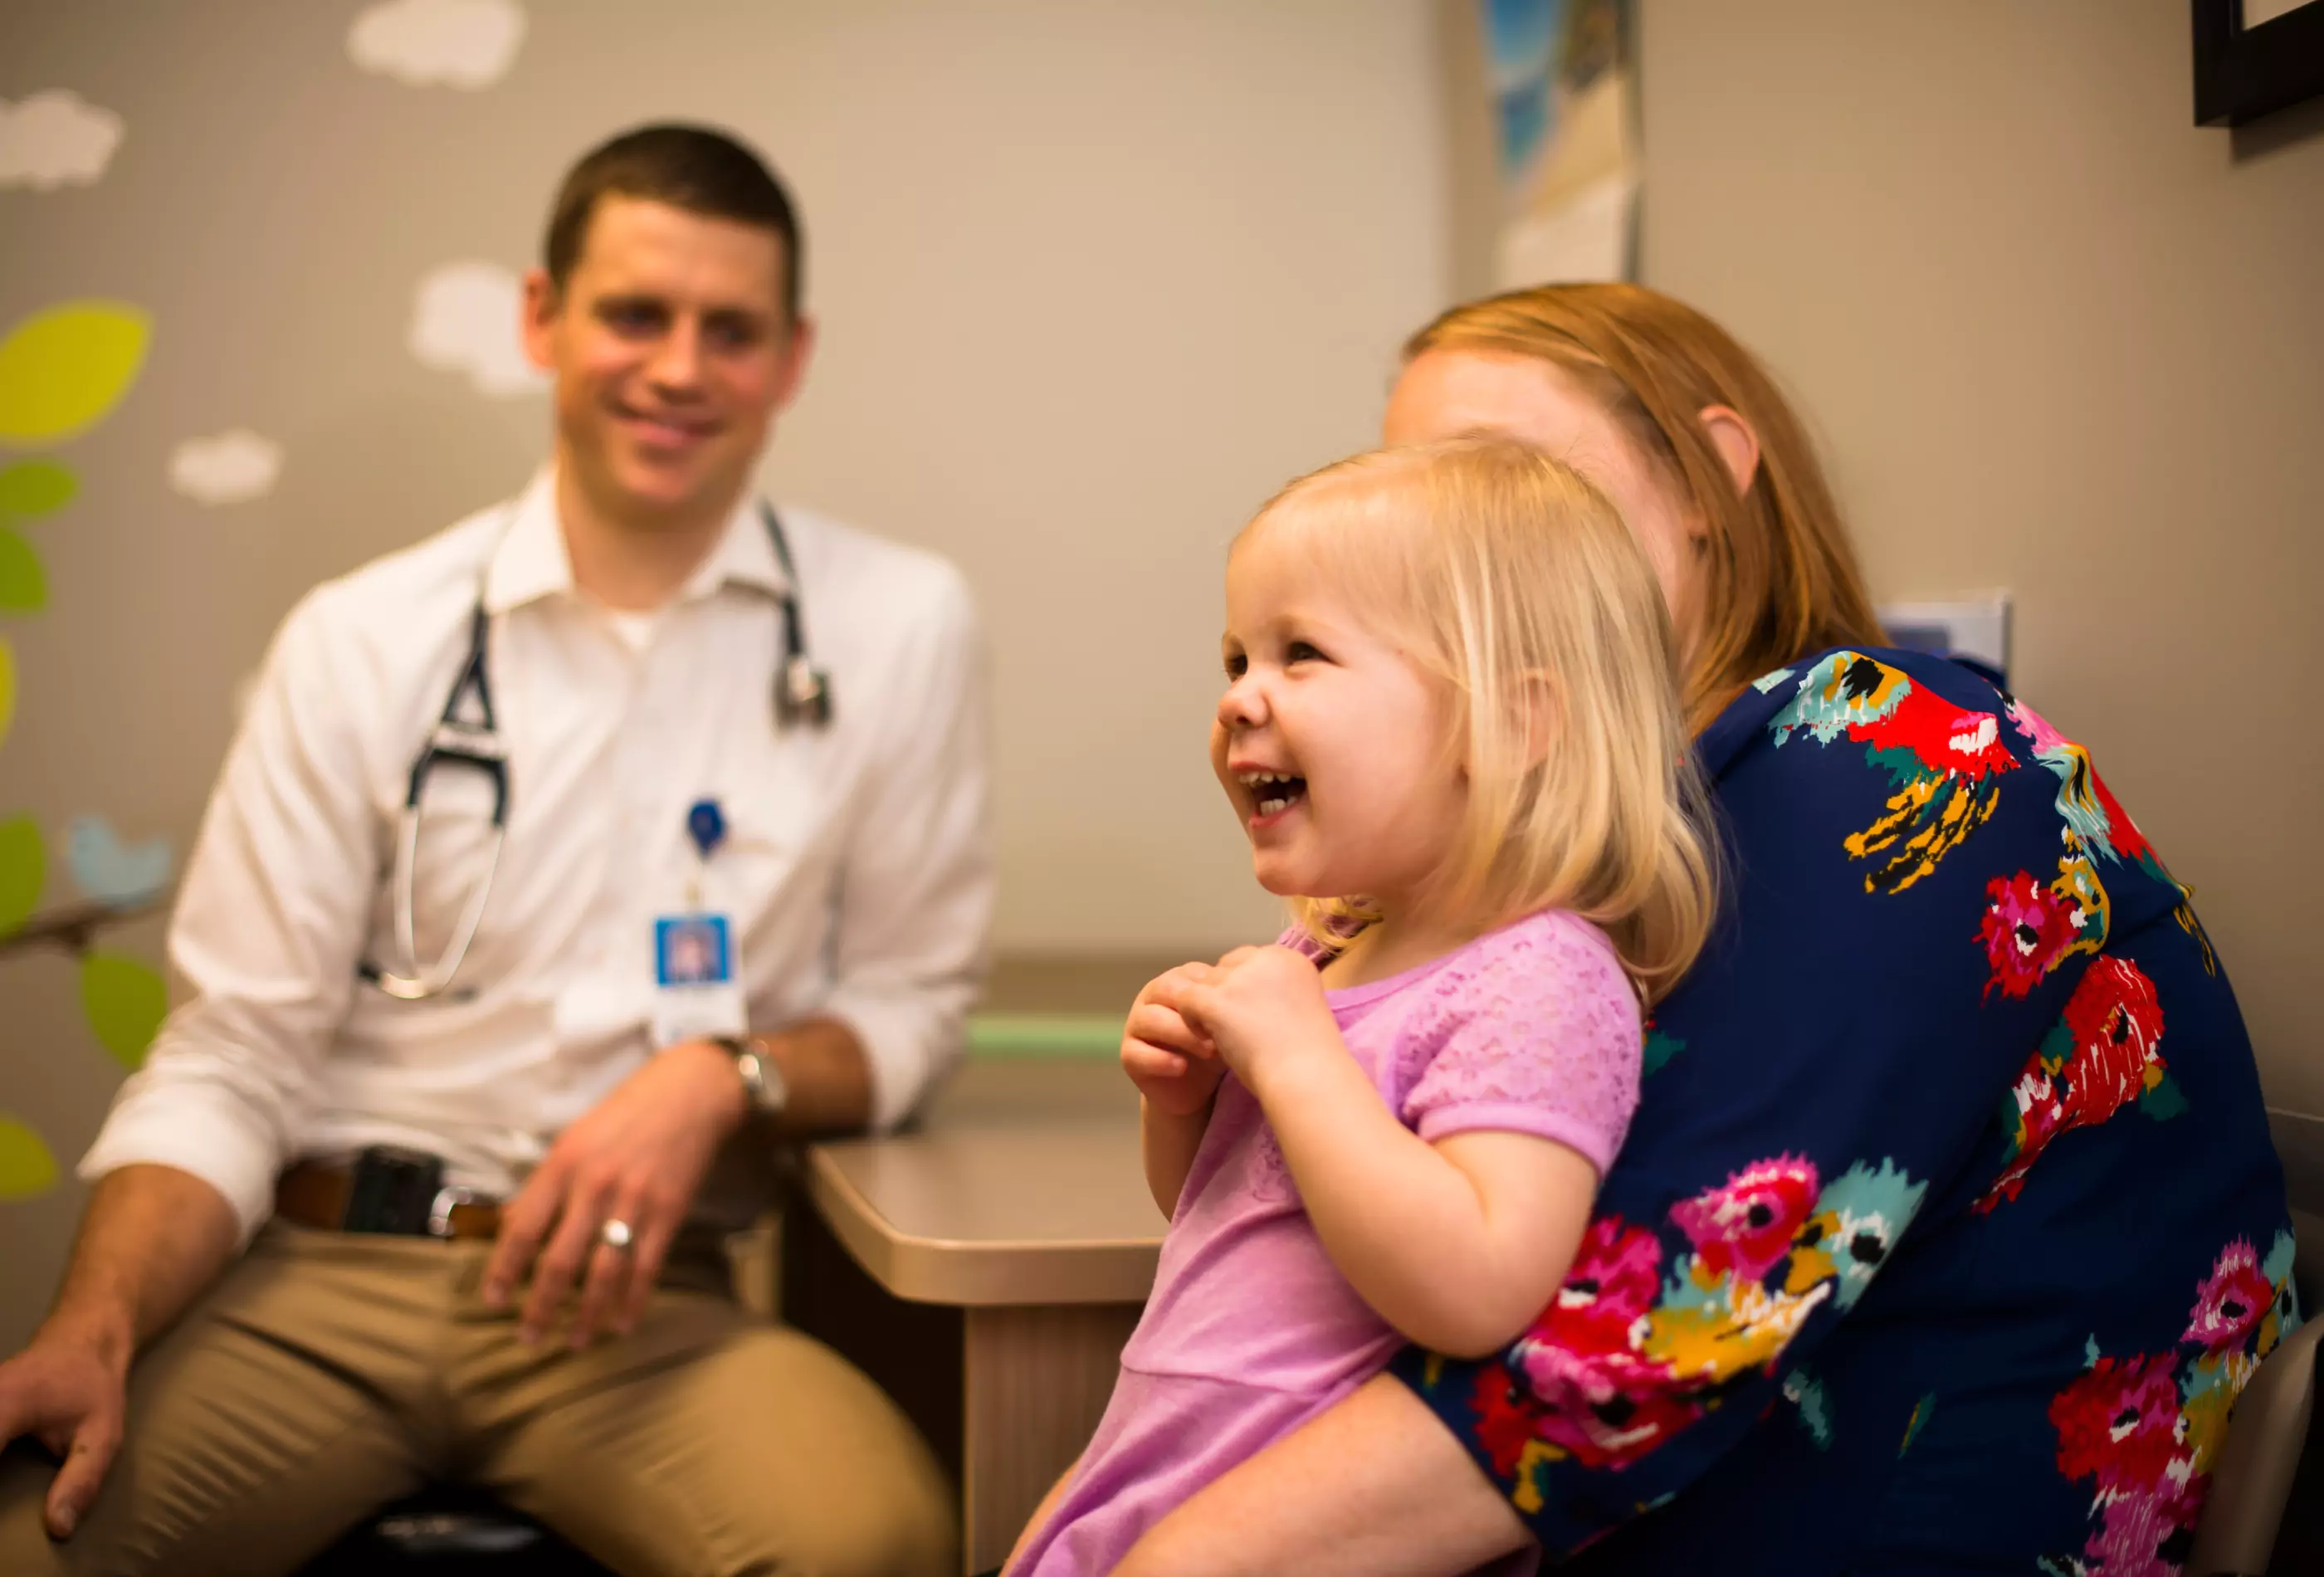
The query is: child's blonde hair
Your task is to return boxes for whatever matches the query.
[1241,438,1720,1002]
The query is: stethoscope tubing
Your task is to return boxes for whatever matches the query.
[365,502,825,1000]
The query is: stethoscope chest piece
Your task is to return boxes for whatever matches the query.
[776,654,832,730]
[764,503,832,733]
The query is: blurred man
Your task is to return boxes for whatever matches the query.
[0,124,988,1576]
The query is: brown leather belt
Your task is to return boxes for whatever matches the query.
[274,1160,504,1240]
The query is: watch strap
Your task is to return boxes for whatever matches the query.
[711,1034,787,1116]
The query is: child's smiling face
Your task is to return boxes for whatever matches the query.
[1210,519,1467,911]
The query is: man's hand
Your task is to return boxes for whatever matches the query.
[1121,963,1228,1117]
[0,1321,130,1540]
[0,1164,240,1541]
[482,1041,748,1348]
[1169,945,1340,1096]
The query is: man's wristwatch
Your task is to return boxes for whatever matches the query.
[710,1034,788,1118]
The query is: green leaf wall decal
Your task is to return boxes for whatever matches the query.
[81,951,169,1070]
[0,459,77,518]
[0,1116,59,1199]
[0,301,152,446]
[0,528,47,612]
[0,815,42,938]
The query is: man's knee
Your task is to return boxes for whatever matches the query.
[774,1474,954,1577]
[752,1365,957,1577]
[521,1317,960,1577]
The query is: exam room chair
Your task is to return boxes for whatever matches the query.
[2185,1095,2324,1577]
[2189,1311,2322,1576]
[295,1487,614,1577]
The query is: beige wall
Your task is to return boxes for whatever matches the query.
[0,0,1451,1348]
[1628,0,2324,1118]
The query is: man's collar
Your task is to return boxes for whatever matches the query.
[483,467,789,616]
[481,469,570,614]
[679,486,790,606]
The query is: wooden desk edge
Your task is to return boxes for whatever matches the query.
[803,1146,1162,1308]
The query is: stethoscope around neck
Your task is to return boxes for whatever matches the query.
[363,502,829,1001]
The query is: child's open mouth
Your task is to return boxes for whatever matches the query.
[1238,770,1307,819]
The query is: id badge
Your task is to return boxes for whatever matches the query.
[651,913,748,1047]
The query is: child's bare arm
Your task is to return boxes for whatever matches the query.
[1257,1050,1597,1356]
[1122,963,1229,1218]
[1141,1098,1214,1218]
[1170,946,1599,1356]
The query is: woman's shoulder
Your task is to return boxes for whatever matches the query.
[1701,647,2177,892]
[1699,645,2029,784]
[1665,647,2219,1074]
[1699,647,2116,873]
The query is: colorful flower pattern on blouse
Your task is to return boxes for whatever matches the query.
[1642,1020,1686,1077]
[1770,651,2019,896]
[1978,699,2201,1000]
[1448,1154,1931,1510]
[1392,645,2291,1576]
[2042,1233,2302,1577]
[1978,955,2182,1213]
[2009,699,2220,978]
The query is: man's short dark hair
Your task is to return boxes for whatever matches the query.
[544,124,804,320]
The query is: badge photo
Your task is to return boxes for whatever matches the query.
[656,914,733,988]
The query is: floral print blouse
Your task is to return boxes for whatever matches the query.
[1391,647,2297,1576]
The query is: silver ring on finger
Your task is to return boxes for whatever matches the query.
[599,1217,635,1252]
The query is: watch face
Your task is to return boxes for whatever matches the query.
[737,1049,785,1113]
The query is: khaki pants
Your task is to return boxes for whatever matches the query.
[0,1221,956,1577]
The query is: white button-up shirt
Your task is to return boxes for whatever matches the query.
[80,470,994,1245]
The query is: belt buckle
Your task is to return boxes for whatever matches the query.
[425,1185,476,1239]
[344,1145,446,1234]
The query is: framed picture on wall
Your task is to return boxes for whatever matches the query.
[1480,0,1640,288]
[2194,0,2324,124]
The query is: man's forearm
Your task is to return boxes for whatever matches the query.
[42,1164,241,1367]
[756,1016,875,1135]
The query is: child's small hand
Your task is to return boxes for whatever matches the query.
[1121,963,1228,1117]
[1171,945,1339,1092]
